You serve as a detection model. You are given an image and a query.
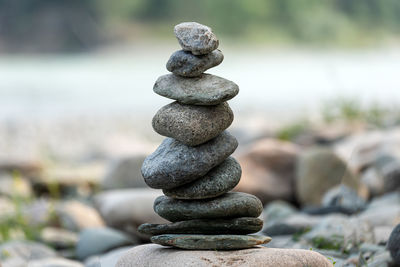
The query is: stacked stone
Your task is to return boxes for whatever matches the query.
[138,22,271,250]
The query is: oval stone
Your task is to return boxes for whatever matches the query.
[151,234,271,250]
[174,22,219,55]
[141,132,238,189]
[153,74,239,105]
[138,217,263,235]
[154,192,263,222]
[152,102,233,146]
[163,157,241,199]
[166,50,224,77]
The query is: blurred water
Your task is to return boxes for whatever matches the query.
[1,45,400,121]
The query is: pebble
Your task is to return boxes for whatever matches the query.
[387,224,400,264]
[166,49,223,77]
[116,244,333,267]
[153,73,239,105]
[152,101,233,146]
[141,131,238,189]
[163,157,241,199]
[138,217,263,235]
[151,234,271,250]
[174,22,219,55]
[154,192,263,222]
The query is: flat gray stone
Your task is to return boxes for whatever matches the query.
[151,234,271,250]
[152,102,233,146]
[153,74,239,105]
[166,49,223,77]
[163,157,241,199]
[174,22,219,55]
[142,131,238,189]
[138,217,263,235]
[154,192,263,222]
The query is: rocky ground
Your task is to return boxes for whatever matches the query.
[0,116,400,267]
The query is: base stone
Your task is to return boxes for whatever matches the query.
[116,244,333,267]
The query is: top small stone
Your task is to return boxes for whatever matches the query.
[174,22,219,55]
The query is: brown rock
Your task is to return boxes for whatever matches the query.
[116,244,333,267]
[235,139,299,204]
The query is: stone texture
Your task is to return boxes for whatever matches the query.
[28,258,84,267]
[387,224,400,264]
[321,184,366,213]
[142,131,238,189]
[40,227,78,249]
[163,157,241,199]
[116,244,333,267]
[166,49,223,77]
[85,247,132,267]
[151,234,271,250]
[174,22,219,55]
[235,139,299,204]
[152,102,233,146]
[296,147,359,206]
[76,227,137,260]
[138,217,263,235]
[0,241,56,262]
[154,192,263,222]
[153,74,239,105]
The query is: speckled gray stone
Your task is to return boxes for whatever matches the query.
[154,192,263,222]
[163,157,241,199]
[138,217,263,235]
[174,22,219,55]
[141,131,238,189]
[153,74,239,105]
[388,224,400,264]
[152,102,233,146]
[166,49,223,77]
[151,234,271,250]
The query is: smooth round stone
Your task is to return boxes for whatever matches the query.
[138,217,263,235]
[166,49,223,77]
[141,131,238,189]
[154,192,263,222]
[153,74,239,105]
[117,244,333,267]
[174,22,219,55]
[163,157,241,199]
[152,102,233,146]
[388,224,400,264]
[151,234,271,250]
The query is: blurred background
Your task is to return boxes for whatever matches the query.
[1,1,400,266]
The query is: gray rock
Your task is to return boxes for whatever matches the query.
[142,131,238,189]
[153,74,239,105]
[321,184,366,214]
[76,227,137,260]
[166,49,223,77]
[40,227,79,249]
[116,244,333,267]
[174,22,219,55]
[0,241,56,262]
[85,247,131,267]
[101,155,147,190]
[154,192,263,222]
[138,217,263,235]
[263,201,298,227]
[296,147,358,206]
[163,157,241,199]
[366,250,392,267]
[151,234,271,250]
[388,224,400,264]
[152,101,233,146]
[28,257,84,267]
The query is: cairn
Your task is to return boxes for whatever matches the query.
[138,22,271,250]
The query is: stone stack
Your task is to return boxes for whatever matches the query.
[138,22,271,250]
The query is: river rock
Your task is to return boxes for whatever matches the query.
[166,49,223,77]
[0,241,56,263]
[151,234,271,250]
[154,192,262,222]
[116,244,333,267]
[174,22,219,55]
[138,217,263,235]
[85,247,132,267]
[296,147,359,206]
[387,224,400,264]
[152,101,233,146]
[142,131,238,189]
[321,184,366,214]
[163,157,241,199]
[153,74,239,105]
[28,257,84,267]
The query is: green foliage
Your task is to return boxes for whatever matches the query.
[276,120,308,141]
[311,236,343,251]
